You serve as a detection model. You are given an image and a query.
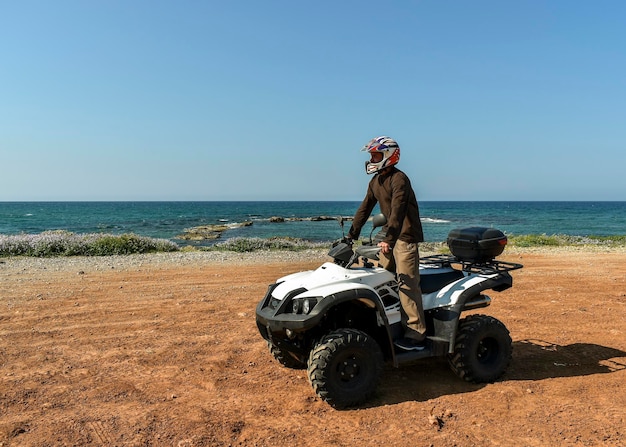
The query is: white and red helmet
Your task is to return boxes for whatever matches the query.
[362,136,400,174]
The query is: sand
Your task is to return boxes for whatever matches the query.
[1,248,625,446]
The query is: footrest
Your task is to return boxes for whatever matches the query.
[393,336,450,365]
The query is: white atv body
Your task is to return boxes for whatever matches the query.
[256,216,523,408]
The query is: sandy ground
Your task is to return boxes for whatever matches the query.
[1,248,625,446]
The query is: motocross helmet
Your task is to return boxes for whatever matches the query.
[362,136,400,175]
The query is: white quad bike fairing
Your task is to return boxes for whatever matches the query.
[272,262,394,301]
[270,259,502,329]
[272,261,400,324]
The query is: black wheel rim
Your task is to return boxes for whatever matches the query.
[330,350,369,389]
[336,355,361,383]
[477,337,500,365]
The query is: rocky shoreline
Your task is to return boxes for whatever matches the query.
[176,221,254,240]
[176,216,353,240]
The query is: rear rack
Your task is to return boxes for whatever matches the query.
[420,254,523,274]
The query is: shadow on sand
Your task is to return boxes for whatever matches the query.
[365,339,626,408]
[506,339,626,380]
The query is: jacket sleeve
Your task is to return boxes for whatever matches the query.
[348,183,377,240]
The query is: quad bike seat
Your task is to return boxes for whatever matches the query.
[420,269,464,294]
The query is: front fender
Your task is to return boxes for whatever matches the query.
[257,285,386,332]
[259,285,390,341]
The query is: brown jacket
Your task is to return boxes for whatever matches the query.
[348,167,424,246]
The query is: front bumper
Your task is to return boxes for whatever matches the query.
[255,283,326,340]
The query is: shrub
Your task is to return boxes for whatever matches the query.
[0,232,179,257]
[211,237,327,253]
[507,234,562,247]
[507,234,626,248]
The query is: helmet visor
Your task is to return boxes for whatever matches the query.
[369,152,384,163]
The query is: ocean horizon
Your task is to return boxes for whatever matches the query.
[1,201,625,245]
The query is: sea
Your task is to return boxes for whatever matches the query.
[0,201,625,246]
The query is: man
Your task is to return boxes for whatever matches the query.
[347,136,427,351]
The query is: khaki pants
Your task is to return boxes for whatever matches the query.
[379,240,427,341]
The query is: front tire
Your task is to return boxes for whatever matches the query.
[268,342,307,369]
[448,314,512,383]
[307,328,383,409]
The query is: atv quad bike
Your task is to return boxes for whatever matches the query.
[256,214,523,408]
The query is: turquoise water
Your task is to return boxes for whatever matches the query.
[0,201,624,244]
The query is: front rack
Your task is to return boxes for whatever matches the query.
[420,254,523,274]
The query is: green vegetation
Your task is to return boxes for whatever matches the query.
[0,231,179,257]
[1,232,624,257]
[507,234,562,247]
[507,234,626,248]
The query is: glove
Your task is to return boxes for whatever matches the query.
[332,237,352,247]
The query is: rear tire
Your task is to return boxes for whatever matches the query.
[307,328,383,409]
[448,314,512,383]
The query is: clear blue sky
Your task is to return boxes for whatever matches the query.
[2,1,625,201]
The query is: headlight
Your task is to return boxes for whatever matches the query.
[292,299,302,314]
[291,297,319,314]
[303,298,318,314]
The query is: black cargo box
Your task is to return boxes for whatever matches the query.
[447,227,507,263]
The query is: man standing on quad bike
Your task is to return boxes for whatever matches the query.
[347,136,427,351]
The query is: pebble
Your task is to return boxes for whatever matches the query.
[0,250,331,274]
